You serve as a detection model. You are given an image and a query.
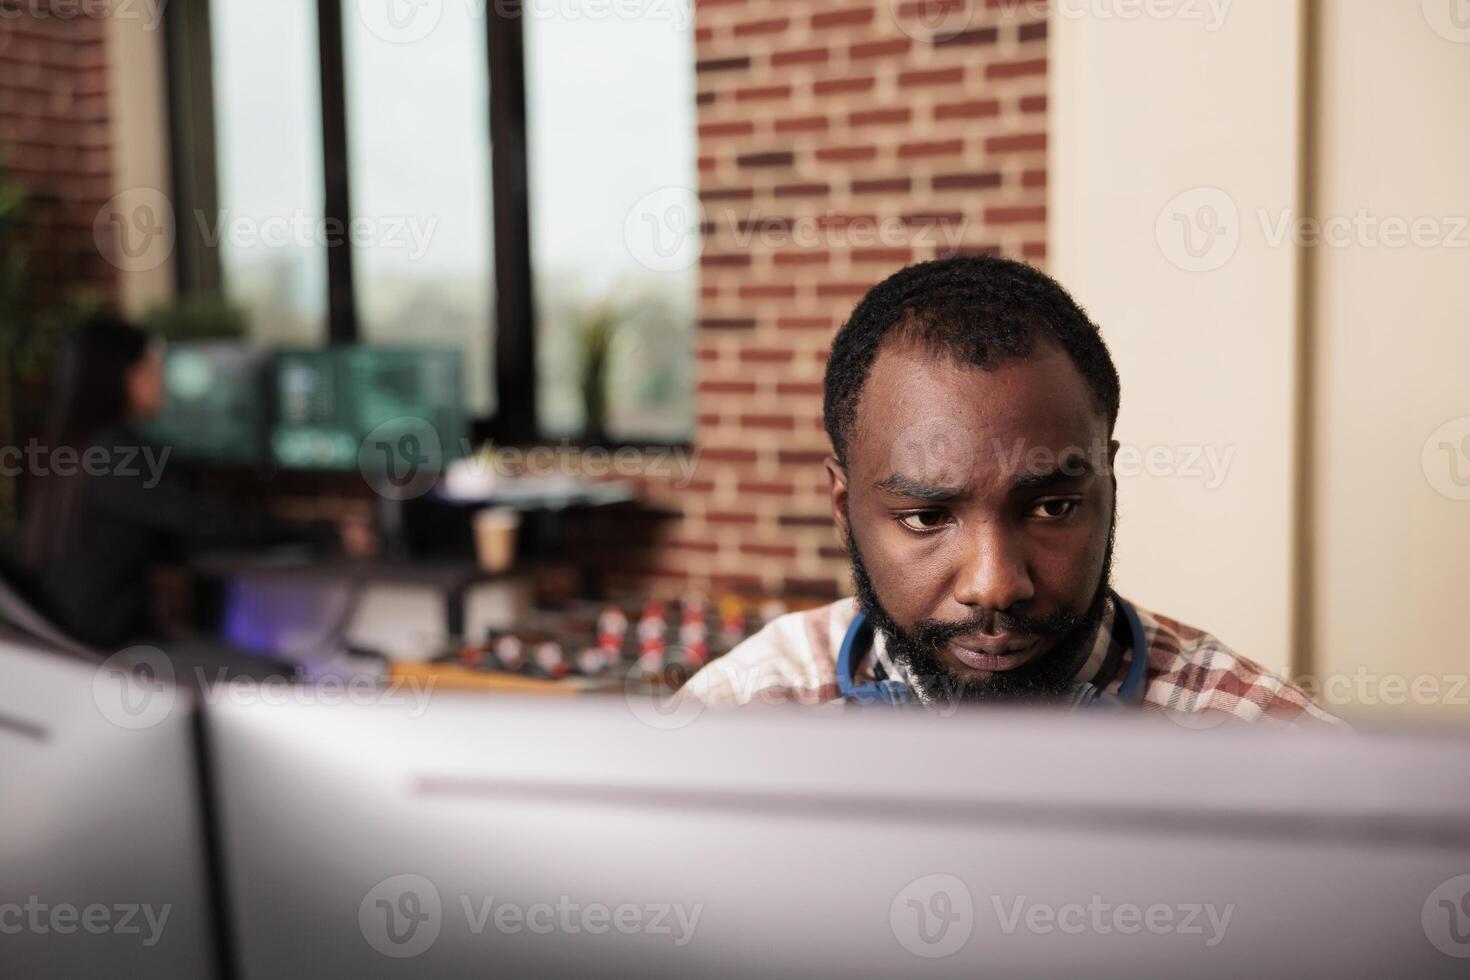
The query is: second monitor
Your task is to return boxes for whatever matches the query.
[271,347,466,471]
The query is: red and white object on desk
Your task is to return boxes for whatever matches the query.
[533,641,569,679]
[493,635,525,672]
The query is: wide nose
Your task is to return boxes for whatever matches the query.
[951,520,1036,617]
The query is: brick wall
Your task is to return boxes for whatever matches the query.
[0,5,116,307]
[642,0,1049,599]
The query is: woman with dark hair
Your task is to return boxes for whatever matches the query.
[22,314,369,649]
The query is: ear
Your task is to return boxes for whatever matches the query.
[825,455,850,549]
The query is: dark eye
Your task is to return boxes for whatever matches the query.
[1030,498,1079,520]
[898,510,951,532]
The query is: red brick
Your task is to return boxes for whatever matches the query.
[935,98,1000,120]
[741,542,798,558]
[699,448,759,464]
[733,17,788,37]
[1019,21,1048,43]
[933,26,999,47]
[851,39,912,60]
[736,84,792,103]
[817,282,872,299]
[985,132,1046,153]
[774,250,830,266]
[778,316,835,331]
[772,47,830,67]
[741,414,796,430]
[698,380,759,395]
[852,247,914,264]
[700,187,755,202]
[737,150,795,168]
[778,451,831,466]
[985,206,1046,224]
[811,7,875,29]
[774,115,828,134]
[1022,242,1047,259]
[902,210,965,226]
[739,348,796,364]
[1021,169,1047,188]
[1019,94,1047,113]
[899,67,965,88]
[850,107,910,127]
[898,139,964,160]
[852,176,911,194]
[987,58,1047,80]
[816,145,878,163]
[696,56,751,73]
[708,512,758,526]
[700,120,755,138]
[700,317,757,331]
[776,382,825,397]
[813,76,875,96]
[740,283,798,299]
[738,482,796,498]
[933,171,1002,191]
[701,253,752,268]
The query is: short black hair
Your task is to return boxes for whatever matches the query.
[822,255,1121,466]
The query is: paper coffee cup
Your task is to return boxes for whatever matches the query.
[473,508,521,573]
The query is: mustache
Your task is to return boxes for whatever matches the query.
[910,606,1084,649]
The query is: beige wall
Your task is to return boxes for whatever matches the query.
[1310,1,1470,720]
[1049,2,1304,673]
[1052,0,1470,718]
[106,12,176,317]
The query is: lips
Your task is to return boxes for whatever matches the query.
[943,633,1042,673]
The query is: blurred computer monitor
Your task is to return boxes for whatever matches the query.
[0,635,222,978]
[142,341,272,467]
[271,347,465,472]
[205,695,1470,979]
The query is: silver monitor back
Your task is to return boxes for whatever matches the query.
[206,692,1470,979]
[0,633,221,978]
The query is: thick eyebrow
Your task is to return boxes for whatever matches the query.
[1011,455,1095,492]
[872,473,966,501]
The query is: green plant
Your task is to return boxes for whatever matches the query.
[144,293,247,341]
[0,166,101,534]
[576,297,626,446]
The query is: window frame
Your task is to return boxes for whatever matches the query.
[163,0,544,445]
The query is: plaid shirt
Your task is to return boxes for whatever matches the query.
[679,596,1342,726]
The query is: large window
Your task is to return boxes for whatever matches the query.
[341,3,495,416]
[209,0,327,346]
[524,12,696,442]
[172,3,692,442]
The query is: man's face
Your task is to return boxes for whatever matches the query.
[827,340,1118,704]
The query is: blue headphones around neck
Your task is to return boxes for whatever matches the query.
[835,590,1149,710]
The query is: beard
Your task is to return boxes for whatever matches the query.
[846,509,1116,707]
